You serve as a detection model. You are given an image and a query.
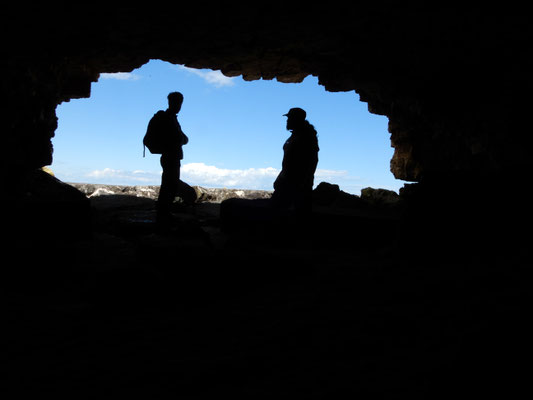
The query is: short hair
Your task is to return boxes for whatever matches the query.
[168,92,183,103]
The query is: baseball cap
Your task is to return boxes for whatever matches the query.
[283,107,306,120]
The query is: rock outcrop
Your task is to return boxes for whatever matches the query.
[3,5,532,397]
[7,169,91,239]
[69,182,273,203]
[3,4,532,184]
[3,4,531,256]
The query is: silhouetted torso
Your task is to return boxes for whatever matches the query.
[155,109,188,158]
[272,121,319,212]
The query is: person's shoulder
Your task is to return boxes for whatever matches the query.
[305,122,317,134]
[154,110,174,122]
[151,110,165,118]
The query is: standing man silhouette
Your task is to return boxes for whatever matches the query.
[271,107,319,214]
[156,92,189,223]
[219,107,319,229]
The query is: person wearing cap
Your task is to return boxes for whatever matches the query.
[271,107,319,214]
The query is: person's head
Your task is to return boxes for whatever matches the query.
[167,92,184,114]
[283,107,306,131]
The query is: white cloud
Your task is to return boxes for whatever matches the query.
[178,66,235,88]
[99,72,141,81]
[86,168,160,184]
[83,164,361,192]
[181,162,277,189]
[315,168,352,180]
[182,164,360,191]
[84,164,279,189]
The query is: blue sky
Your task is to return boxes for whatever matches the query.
[52,59,406,195]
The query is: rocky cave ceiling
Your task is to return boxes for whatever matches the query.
[2,3,532,183]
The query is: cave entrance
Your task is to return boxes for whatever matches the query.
[52,59,405,195]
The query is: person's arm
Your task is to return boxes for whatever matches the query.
[176,120,189,145]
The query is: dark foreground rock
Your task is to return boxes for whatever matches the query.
[7,169,92,239]
[5,177,531,398]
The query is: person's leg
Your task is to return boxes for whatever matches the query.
[157,154,179,220]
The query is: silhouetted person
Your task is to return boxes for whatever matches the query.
[154,92,189,222]
[271,107,319,214]
[220,107,319,232]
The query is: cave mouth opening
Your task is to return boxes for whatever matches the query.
[52,59,406,196]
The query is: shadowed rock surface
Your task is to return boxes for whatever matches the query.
[3,3,533,397]
[6,179,531,397]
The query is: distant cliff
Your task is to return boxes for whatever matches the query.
[68,181,401,211]
[69,182,273,203]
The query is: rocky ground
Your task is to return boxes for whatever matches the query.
[5,179,532,398]
[70,182,274,203]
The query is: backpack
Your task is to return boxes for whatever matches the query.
[143,111,168,157]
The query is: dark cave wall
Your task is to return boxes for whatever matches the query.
[2,4,532,186]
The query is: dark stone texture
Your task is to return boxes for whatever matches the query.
[3,4,533,182]
[3,4,533,397]
[5,182,531,397]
